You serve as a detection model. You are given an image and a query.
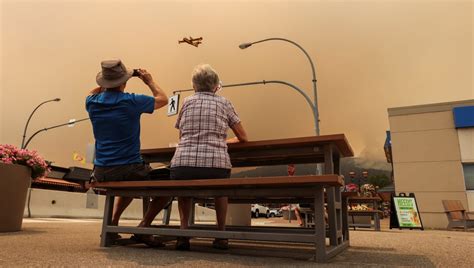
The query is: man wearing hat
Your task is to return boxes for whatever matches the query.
[86,59,170,245]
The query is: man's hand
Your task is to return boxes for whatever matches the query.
[137,69,153,86]
[137,69,168,110]
[90,86,103,95]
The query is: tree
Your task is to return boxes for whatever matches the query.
[368,174,390,189]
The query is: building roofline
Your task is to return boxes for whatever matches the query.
[388,99,474,116]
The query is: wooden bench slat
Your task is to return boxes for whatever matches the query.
[442,200,466,220]
[91,175,343,189]
[442,200,465,212]
[442,200,474,230]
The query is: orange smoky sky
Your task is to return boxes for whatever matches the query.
[1,0,472,168]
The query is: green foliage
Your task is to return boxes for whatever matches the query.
[368,174,390,189]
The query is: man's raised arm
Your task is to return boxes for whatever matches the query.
[138,69,168,110]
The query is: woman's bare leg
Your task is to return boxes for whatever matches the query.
[178,197,193,229]
[215,197,228,231]
[295,207,303,226]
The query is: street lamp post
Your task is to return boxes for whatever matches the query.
[349,171,369,193]
[24,117,90,218]
[239,38,320,136]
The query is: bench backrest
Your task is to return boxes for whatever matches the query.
[442,200,466,220]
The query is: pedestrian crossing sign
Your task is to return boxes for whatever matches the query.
[167,94,180,116]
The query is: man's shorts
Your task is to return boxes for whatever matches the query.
[92,163,153,182]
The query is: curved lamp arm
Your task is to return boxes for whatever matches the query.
[23,118,89,149]
[239,38,320,135]
[21,98,61,149]
[172,80,319,135]
[240,38,317,85]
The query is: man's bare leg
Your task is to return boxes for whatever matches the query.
[138,197,173,227]
[111,196,133,225]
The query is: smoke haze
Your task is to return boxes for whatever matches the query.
[1,0,472,168]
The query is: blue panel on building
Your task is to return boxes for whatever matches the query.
[384,130,391,149]
[453,106,474,128]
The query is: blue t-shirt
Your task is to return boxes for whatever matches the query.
[85,91,155,166]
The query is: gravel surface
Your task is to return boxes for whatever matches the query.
[0,218,473,267]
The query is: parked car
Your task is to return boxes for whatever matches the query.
[268,208,282,217]
[251,204,270,218]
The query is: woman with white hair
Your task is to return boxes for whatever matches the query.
[170,64,248,250]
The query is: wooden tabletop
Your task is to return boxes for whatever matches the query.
[141,134,354,166]
[91,174,344,189]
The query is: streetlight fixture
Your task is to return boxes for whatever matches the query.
[239,38,320,135]
[21,98,61,149]
[349,171,369,193]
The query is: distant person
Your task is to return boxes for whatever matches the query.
[86,59,171,246]
[170,64,248,250]
[286,164,304,226]
[283,164,328,227]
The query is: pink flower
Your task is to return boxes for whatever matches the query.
[0,144,50,179]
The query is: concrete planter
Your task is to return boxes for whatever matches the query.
[0,163,31,232]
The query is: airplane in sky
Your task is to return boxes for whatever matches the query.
[179,36,203,47]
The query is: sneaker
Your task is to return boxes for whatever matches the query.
[175,237,190,250]
[212,238,229,250]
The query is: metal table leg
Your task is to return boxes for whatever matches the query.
[313,186,327,262]
[100,194,115,247]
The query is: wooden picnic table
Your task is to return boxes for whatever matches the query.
[95,134,354,262]
[141,134,353,169]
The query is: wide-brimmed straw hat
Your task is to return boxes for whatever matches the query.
[96,59,133,88]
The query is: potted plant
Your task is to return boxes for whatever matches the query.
[0,144,50,232]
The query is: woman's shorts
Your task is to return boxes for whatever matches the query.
[92,163,153,182]
[170,166,231,180]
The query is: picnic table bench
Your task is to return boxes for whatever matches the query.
[93,134,354,262]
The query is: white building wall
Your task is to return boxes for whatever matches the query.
[458,128,474,162]
[24,189,216,222]
[457,128,474,211]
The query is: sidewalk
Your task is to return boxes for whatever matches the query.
[0,218,473,267]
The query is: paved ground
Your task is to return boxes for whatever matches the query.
[1,218,473,267]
